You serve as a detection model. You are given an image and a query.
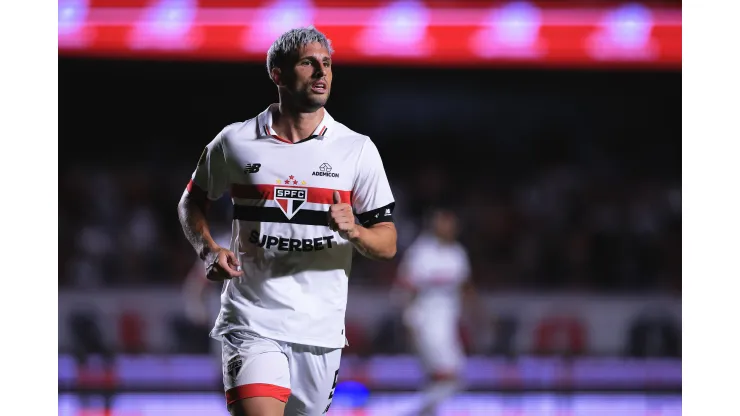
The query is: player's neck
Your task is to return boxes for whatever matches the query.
[434,234,455,245]
[273,104,325,143]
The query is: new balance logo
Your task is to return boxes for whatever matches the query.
[312,162,339,178]
[244,163,261,174]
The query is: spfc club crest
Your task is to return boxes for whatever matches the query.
[227,357,242,380]
[274,186,308,219]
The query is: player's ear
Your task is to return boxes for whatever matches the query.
[271,67,282,86]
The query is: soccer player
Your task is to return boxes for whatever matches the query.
[395,208,475,416]
[177,27,397,416]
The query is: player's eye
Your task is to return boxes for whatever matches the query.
[300,60,311,66]
[323,61,331,68]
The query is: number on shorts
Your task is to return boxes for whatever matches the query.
[323,369,340,414]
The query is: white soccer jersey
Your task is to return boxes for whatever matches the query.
[398,233,470,330]
[398,233,470,373]
[187,104,395,349]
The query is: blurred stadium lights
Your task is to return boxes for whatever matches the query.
[242,0,316,53]
[57,1,680,68]
[358,0,432,57]
[588,3,658,60]
[58,0,88,35]
[58,0,89,47]
[471,1,544,59]
[59,353,682,392]
[129,0,200,50]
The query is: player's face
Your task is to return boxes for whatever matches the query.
[280,42,333,112]
[432,211,459,242]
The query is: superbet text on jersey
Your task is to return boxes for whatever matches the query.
[186,104,395,348]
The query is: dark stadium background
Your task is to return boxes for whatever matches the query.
[58,1,681,415]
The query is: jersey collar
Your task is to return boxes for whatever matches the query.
[257,103,334,144]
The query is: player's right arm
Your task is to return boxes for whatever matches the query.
[392,243,422,307]
[177,131,241,280]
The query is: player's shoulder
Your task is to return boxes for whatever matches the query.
[452,241,470,258]
[405,233,435,254]
[329,120,374,149]
[218,117,261,144]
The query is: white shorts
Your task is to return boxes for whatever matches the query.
[222,331,342,415]
[407,321,464,378]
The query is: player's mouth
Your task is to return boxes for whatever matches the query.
[311,81,327,94]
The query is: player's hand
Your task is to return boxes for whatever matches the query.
[328,190,359,240]
[204,247,241,281]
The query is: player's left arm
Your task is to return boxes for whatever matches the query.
[351,220,397,261]
[329,139,397,261]
[329,191,397,261]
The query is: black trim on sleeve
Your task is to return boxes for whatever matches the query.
[357,202,395,227]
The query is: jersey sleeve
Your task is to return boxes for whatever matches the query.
[352,139,395,227]
[186,131,229,201]
[396,244,426,289]
[397,249,418,282]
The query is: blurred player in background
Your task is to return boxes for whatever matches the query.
[395,208,478,416]
[178,26,397,416]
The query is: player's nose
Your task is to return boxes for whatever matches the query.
[313,64,326,77]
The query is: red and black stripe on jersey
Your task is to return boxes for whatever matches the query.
[230,183,394,226]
